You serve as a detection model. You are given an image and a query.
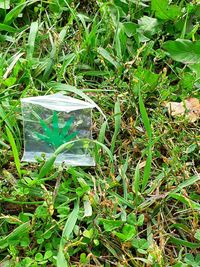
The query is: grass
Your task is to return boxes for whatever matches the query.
[0,0,200,266]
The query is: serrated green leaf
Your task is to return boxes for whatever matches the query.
[36,112,78,149]
[60,116,74,139]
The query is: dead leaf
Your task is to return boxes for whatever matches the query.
[139,160,146,169]
[164,98,200,122]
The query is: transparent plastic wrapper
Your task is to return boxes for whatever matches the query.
[21,93,95,166]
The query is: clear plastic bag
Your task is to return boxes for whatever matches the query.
[21,93,95,166]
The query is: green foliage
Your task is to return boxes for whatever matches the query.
[163,39,200,64]
[151,0,181,20]
[0,0,199,266]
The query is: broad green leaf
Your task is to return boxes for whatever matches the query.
[138,16,159,38]
[132,238,149,249]
[185,253,200,267]
[83,229,93,239]
[123,22,137,37]
[35,253,43,261]
[151,0,181,20]
[188,63,200,79]
[115,224,136,241]
[163,39,200,64]
[100,219,123,232]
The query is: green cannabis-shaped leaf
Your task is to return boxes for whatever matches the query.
[35,111,78,148]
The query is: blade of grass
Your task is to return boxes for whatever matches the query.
[139,90,152,191]
[38,154,57,179]
[48,82,106,120]
[120,154,129,201]
[59,53,76,79]
[0,105,13,132]
[3,52,24,80]
[38,139,114,179]
[0,139,9,148]
[0,23,17,33]
[168,175,200,195]
[57,247,68,267]
[133,161,140,206]
[27,21,38,61]
[0,221,31,247]
[169,193,200,210]
[108,191,134,209]
[169,236,200,249]
[142,145,152,192]
[6,126,21,178]
[43,27,67,81]
[97,47,120,69]
[139,90,152,139]
[55,139,113,163]
[57,199,79,267]
[4,1,27,25]
[61,200,79,241]
[98,121,107,144]
[111,100,121,154]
